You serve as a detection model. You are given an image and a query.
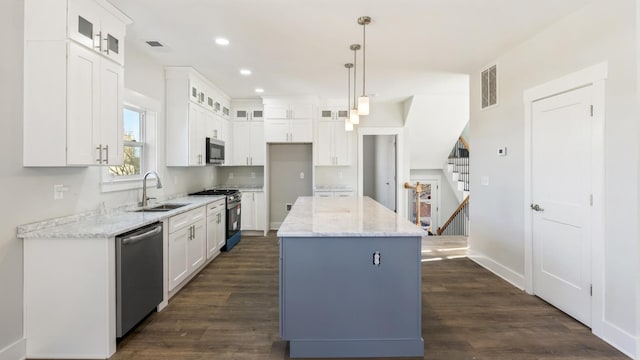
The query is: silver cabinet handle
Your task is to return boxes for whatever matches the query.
[94,32,102,51]
[530,204,544,212]
[103,145,109,164]
[96,145,103,163]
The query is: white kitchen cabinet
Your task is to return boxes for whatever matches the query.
[23,0,129,167]
[206,199,226,260]
[264,102,314,143]
[316,120,351,166]
[168,206,206,291]
[235,108,264,121]
[166,67,231,167]
[67,0,126,65]
[241,191,265,231]
[233,121,265,166]
[314,189,354,197]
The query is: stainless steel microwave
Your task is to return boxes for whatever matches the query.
[206,138,225,164]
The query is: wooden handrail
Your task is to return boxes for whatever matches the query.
[458,136,470,152]
[437,195,469,235]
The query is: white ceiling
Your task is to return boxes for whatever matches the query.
[109,0,592,102]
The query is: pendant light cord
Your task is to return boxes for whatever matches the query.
[362,23,366,96]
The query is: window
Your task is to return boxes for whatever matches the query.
[109,106,145,178]
[101,89,159,193]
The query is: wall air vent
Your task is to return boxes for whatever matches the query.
[146,41,164,47]
[481,64,497,109]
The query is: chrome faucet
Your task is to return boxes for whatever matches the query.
[141,170,163,207]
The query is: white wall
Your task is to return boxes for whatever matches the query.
[0,4,218,355]
[269,144,313,225]
[469,0,637,356]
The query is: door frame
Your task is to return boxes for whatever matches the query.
[523,62,606,330]
[408,175,441,231]
[358,127,405,218]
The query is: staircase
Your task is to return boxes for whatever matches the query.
[438,137,470,236]
[444,137,470,203]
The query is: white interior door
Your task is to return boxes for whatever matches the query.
[531,85,592,326]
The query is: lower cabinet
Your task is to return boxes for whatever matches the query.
[168,206,206,292]
[241,191,265,231]
[206,199,226,259]
[314,190,354,198]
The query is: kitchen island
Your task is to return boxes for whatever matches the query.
[277,196,426,358]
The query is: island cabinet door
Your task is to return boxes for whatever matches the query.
[280,236,421,340]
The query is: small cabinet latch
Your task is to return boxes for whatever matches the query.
[373,251,381,266]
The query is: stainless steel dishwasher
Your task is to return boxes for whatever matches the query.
[116,222,163,337]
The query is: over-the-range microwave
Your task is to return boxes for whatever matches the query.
[206,137,225,165]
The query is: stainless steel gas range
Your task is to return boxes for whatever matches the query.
[189,189,242,251]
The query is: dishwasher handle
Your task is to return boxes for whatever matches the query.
[122,225,162,245]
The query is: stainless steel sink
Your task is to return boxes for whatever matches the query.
[134,203,188,212]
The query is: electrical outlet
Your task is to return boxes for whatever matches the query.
[497,147,507,156]
[251,172,256,178]
[299,172,304,179]
[285,203,292,211]
[53,184,68,200]
[338,172,343,179]
[173,176,178,185]
[229,172,234,179]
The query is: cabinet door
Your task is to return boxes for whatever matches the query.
[206,214,218,260]
[316,122,333,165]
[188,103,205,166]
[99,10,125,65]
[189,79,202,104]
[250,122,265,165]
[67,42,100,165]
[68,0,100,50]
[233,122,252,165]
[251,109,264,121]
[235,109,250,121]
[188,220,206,271]
[216,209,226,249]
[264,104,289,119]
[99,59,124,165]
[289,103,313,119]
[205,111,221,140]
[290,119,313,143]
[254,191,265,231]
[241,192,255,230]
[168,227,189,291]
[333,122,351,166]
[264,120,290,143]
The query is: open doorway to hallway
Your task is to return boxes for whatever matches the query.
[363,134,396,212]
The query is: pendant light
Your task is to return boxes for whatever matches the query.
[357,16,371,116]
[349,44,361,125]
[344,63,354,131]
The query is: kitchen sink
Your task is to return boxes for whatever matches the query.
[134,203,188,212]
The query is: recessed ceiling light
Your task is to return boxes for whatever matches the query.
[215,37,230,46]
[255,88,264,93]
[240,69,252,76]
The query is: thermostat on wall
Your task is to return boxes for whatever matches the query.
[497,147,507,156]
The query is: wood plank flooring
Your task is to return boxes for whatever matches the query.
[107,233,628,360]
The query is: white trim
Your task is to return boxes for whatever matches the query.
[592,320,638,359]
[523,62,613,349]
[357,127,405,219]
[468,249,525,290]
[0,338,26,360]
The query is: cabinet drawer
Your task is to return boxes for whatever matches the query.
[169,206,206,233]
[207,199,226,216]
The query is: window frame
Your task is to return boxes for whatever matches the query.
[101,89,159,193]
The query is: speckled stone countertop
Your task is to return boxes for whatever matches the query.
[17,195,225,239]
[277,196,425,237]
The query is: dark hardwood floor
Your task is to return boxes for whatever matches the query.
[109,233,628,360]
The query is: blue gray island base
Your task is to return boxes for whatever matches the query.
[279,235,424,358]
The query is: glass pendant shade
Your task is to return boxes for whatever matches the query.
[357,96,369,116]
[345,119,353,131]
[350,109,360,124]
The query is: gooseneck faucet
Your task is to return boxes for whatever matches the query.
[141,170,163,207]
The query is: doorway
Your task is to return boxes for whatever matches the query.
[363,135,396,212]
[524,62,606,331]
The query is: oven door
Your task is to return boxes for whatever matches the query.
[227,201,241,239]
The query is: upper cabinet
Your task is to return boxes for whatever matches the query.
[263,98,315,143]
[67,0,126,65]
[165,67,231,167]
[23,0,131,167]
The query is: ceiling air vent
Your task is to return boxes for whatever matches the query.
[146,41,164,47]
[481,64,497,109]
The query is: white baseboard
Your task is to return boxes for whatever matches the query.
[592,320,637,359]
[0,338,26,360]
[468,249,525,290]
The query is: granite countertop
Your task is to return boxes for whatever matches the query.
[314,185,354,191]
[17,195,226,239]
[277,196,426,237]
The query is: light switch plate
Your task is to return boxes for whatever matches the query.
[299,172,304,179]
[481,176,489,186]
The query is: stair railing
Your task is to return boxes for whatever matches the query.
[448,136,469,191]
[437,195,469,236]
